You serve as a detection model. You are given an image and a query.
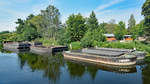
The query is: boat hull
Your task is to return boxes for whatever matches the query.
[63,52,137,66]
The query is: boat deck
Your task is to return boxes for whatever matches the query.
[82,49,125,57]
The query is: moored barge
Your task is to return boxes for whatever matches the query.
[63,50,137,66]
[30,42,68,54]
[3,41,31,52]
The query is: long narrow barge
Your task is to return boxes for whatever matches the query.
[63,50,137,66]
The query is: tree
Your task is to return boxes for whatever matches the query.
[104,20,118,33]
[128,14,136,34]
[29,15,44,37]
[87,11,99,30]
[16,18,25,34]
[41,5,61,39]
[20,23,39,41]
[114,21,127,40]
[81,28,106,48]
[66,14,87,42]
[142,0,150,40]
[130,20,145,40]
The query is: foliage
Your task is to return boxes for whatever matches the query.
[87,11,99,30]
[0,40,3,50]
[40,5,61,39]
[28,15,44,36]
[66,13,87,42]
[21,23,39,41]
[57,28,72,45]
[128,14,136,34]
[81,29,106,48]
[34,38,59,46]
[114,21,127,40]
[70,42,82,50]
[15,5,61,41]
[0,31,9,34]
[103,20,117,33]
[142,0,150,40]
[95,41,150,54]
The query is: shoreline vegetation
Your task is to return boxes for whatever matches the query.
[0,0,150,62]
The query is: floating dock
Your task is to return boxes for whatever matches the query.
[30,42,68,54]
[30,46,68,55]
[3,41,68,54]
[63,50,137,66]
[3,41,31,52]
[63,48,146,66]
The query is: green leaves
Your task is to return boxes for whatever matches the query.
[87,11,99,30]
[142,0,150,40]
[66,14,87,42]
[114,21,127,40]
[128,14,136,34]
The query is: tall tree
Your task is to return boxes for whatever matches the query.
[142,0,150,40]
[66,13,87,42]
[87,11,99,30]
[41,5,61,39]
[128,14,136,34]
[115,21,127,40]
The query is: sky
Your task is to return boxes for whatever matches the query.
[0,0,146,32]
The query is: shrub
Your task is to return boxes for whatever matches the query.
[81,29,106,48]
[70,42,82,50]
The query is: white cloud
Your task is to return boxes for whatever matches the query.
[95,0,124,12]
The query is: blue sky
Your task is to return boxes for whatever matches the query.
[0,0,146,32]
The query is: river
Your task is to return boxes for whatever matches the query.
[0,51,150,84]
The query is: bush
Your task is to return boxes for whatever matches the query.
[81,29,106,48]
[70,42,82,50]
[95,41,150,54]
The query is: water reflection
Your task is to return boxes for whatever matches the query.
[18,53,64,83]
[17,52,138,83]
[141,63,150,84]
[66,59,137,80]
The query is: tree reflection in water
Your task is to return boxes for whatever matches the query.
[142,63,150,84]
[66,59,137,80]
[17,52,138,83]
[18,53,64,83]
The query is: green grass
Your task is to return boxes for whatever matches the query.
[34,38,59,46]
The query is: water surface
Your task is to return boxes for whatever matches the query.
[0,51,150,84]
